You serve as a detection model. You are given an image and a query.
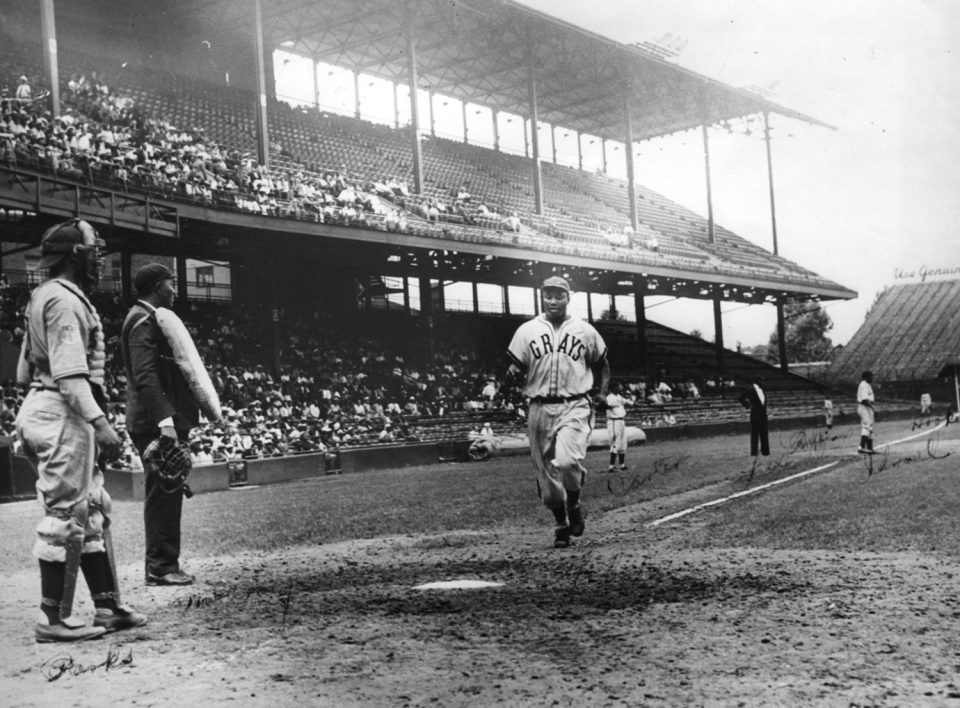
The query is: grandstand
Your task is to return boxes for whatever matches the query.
[0,0,863,457]
[830,279,960,406]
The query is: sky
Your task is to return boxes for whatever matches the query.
[517,0,960,347]
[276,0,960,349]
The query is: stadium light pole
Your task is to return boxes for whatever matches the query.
[39,0,60,118]
[404,28,424,194]
[765,111,790,372]
[251,0,270,169]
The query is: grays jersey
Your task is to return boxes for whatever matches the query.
[507,315,607,399]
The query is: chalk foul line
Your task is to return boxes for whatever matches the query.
[647,420,949,528]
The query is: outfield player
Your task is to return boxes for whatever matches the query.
[507,276,609,549]
[16,219,147,642]
[606,381,628,472]
[857,370,875,454]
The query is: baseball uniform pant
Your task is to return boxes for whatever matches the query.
[133,430,188,578]
[858,404,874,437]
[527,399,592,511]
[15,389,107,562]
[750,421,770,457]
[607,419,626,453]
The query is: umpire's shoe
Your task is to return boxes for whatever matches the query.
[567,505,585,538]
[36,614,107,643]
[553,525,572,549]
[146,570,194,586]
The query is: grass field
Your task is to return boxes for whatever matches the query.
[3,416,953,570]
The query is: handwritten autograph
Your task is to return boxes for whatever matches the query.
[40,644,134,682]
[606,455,690,497]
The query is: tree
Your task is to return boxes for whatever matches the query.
[689,328,703,340]
[765,302,834,364]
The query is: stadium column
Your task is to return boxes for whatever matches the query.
[463,102,469,144]
[577,133,583,170]
[586,292,593,323]
[472,282,479,315]
[404,29,424,194]
[428,91,436,136]
[713,294,726,383]
[251,0,270,170]
[527,64,544,215]
[402,276,410,315]
[533,288,539,316]
[601,140,608,174]
[502,285,511,316]
[777,296,789,373]
[176,255,188,308]
[120,246,132,304]
[624,100,638,231]
[551,126,558,164]
[492,110,500,152]
[313,60,320,110]
[393,81,400,128]
[701,123,716,244]
[764,112,790,372]
[419,272,435,363]
[354,72,361,119]
[633,282,648,376]
[39,0,60,118]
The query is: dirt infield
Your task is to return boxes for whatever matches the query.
[5,512,960,705]
[4,421,960,707]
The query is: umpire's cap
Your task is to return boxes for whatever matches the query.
[37,219,101,269]
[542,276,571,293]
[135,263,175,296]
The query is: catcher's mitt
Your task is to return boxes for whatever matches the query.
[142,437,194,496]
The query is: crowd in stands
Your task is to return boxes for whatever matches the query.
[1,65,658,258]
[0,271,744,468]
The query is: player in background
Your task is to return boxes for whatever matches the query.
[857,370,875,454]
[16,219,147,642]
[606,381,628,472]
[507,276,610,549]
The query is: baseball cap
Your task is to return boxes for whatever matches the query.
[541,276,570,293]
[37,219,100,269]
[135,263,175,296]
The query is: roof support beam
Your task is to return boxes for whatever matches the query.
[405,28,424,194]
[252,0,271,169]
[527,64,543,215]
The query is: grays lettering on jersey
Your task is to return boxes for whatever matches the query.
[507,315,607,399]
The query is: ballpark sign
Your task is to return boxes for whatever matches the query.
[894,265,960,283]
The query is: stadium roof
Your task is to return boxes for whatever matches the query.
[831,279,960,382]
[190,0,834,143]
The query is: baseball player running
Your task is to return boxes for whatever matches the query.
[16,219,147,642]
[507,276,609,548]
[857,370,875,454]
[605,381,628,472]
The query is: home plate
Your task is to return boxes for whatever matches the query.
[413,580,504,590]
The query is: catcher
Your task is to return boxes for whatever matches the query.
[16,219,147,642]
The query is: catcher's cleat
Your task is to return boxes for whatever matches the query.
[857,447,874,455]
[553,525,572,549]
[619,464,628,471]
[36,614,107,643]
[607,465,616,473]
[94,606,148,632]
[567,506,585,538]
[146,570,194,586]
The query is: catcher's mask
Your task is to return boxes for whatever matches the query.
[38,218,106,289]
[142,436,194,496]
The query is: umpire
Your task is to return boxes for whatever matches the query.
[122,263,198,586]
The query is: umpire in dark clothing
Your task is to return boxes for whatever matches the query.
[121,264,198,586]
[738,376,770,457]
